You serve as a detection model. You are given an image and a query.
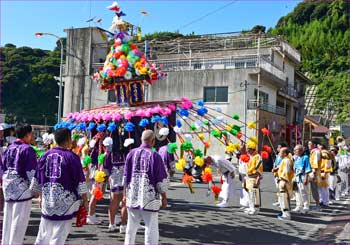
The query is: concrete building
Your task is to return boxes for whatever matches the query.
[62,27,311,153]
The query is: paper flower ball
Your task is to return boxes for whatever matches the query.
[225,143,236,153]
[211,185,221,195]
[98,153,106,165]
[182,174,194,184]
[124,122,135,132]
[262,145,273,154]
[204,141,211,149]
[193,149,203,158]
[211,129,222,138]
[92,186,103,200]
[167,143,178,154]
[176,119,182,128]
[180,109,189,118]
[94,170,106,183]
[261,127,270,136]
[247,122,256,129]
[103,137,113,147]
[225,125,232,132]
[139,118,150,127]
[107,122,117,132]
[176,158,187,171]
[260,151,269,159]
[159,127,169,136]
[76,123,86,131]
[196,107,208,116]
[82,155,92,168]
[96,124,107,132]
[204,167,212,174]
[181,141,193,151]
[197,133,205,141]
[124,138,134,147]
[194,156,204,167]
[87,122,96,131]
[202,172,213,183]
[240,154,250,163]
[249,136,258,144]
[197,100,204,106]
[246,140,257,150]
[232,114,240,120]
[237,132,243,139]
[89,139,97,148]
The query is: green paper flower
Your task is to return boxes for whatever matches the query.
[98,153,106,165]
[72,134,80,141]
[233,125,241,132]
[230,129,238,136]
[211,129,222,138]
[83,156,92,168]
[167,143,178,154]
[232,114,240,120]
[190,124,197,131]
[203,120,209,126]
[222,130,228,136]
[181,141,193,151]
[193,149,203,158]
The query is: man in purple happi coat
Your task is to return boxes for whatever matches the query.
[1,124,37,245]
[158,145,176,178]
[123,130,168,245]
[30,128,88,245]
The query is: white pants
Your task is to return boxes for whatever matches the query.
[219,174,234,201]
[35,217,73,245]
[319,187,329,205]
[239,174,249,207]
[328,175,341,200]
[295,182,309,209]
[125,209,159,245]
[339,170,349,195]
[1,200,32,245]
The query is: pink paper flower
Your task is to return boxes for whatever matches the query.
[124,111,134,121]
[113,113,122,121]
[102,113,112,121]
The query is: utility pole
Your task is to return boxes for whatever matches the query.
[240,80,249,139]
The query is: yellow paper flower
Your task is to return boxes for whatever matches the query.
[225,125,232,132]
[246,140,257,150]
[176,158,187,171]
[225,143,236,153]
[94,170,106,183]
[176,162,184,171]
[198,133,205,141]
[247,122,256,129]
[234,143,241,151]
[194,156,204,167]
[204,167,212,174]
[249,136,258,144]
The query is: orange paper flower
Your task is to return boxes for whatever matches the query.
[237,132,243,139]
[262,145,273,154]
[261,127,270,136]
[202,172,213,183]
[240,154,250,163]
[92,186,103,200]
[182,174,194,184]
[260,151,269,159]
[204,141,211,149]
[211,185,222,195]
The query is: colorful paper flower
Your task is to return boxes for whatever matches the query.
[260,151,269,159]
[194,156,204,167]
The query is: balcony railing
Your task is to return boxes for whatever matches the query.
[279,85,300,98]
[247,99,286,116]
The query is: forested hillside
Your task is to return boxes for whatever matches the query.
[269,0,350,123]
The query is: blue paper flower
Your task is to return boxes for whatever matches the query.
[68,123,76,131]
[87,122,96,131]
[196,107,208,117]
[76,123,86,131]
[107,122,117,132]
[96,124,106,132]
[124,122,135,132]
[176,119,182,128]
[215,107,222,113]
[160,116,168,125]
[139,118,149,127]
[180,109,189,117]
[151,115,161,123]
[197,100,204,106]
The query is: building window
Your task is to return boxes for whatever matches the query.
[203,86,228,103]
[254,89,269,104]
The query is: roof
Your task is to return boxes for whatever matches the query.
[304,115,330,134]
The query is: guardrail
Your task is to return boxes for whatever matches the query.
[247,99,286,116]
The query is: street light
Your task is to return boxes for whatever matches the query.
[35,32,64,123]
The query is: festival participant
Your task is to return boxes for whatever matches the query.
[237,145,249,210]
[292,145,311,214]
[277,147,294,220]
[31,128,88,245]
[245,141,263,215]
[104,147,127,233]
[123,130,168,245]
[1,124,37,245]
[318,144,333,207]
[87,131,106,225]
[329,146,340,202]
[204,155,236,208]
[308,140,321,210]
[271,143,287,206]
[338,141,349,197]
[158,144,176,178]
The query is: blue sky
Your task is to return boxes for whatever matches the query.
[1,0,300,50]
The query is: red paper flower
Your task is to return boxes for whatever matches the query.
[92,186,103,200]
[211,185,222,195]
[204,142,211,149]
[202,172,213,183]
[260,151,269,159]
[261,128,270,136]
[240,154,250,163]
[182,174,194,184]
[237,132,243,139]
[262,145,273,154]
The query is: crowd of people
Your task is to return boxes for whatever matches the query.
[1,123,350,244]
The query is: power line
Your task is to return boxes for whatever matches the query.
[177,1,238,31]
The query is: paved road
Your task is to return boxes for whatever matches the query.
[2,173,350,244]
